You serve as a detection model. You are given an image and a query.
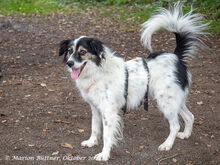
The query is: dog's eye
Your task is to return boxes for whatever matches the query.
[79,50,87,56]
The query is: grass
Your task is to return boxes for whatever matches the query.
[0,0,219,34]
[0,0,70,15]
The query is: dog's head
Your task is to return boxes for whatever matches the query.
[59,36,105,79]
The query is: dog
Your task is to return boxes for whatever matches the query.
[59,3,207,161]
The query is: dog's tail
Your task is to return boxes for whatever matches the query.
[141,2,208,61]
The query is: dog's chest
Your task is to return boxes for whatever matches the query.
[76,80,106,101]
[76,77,124,108]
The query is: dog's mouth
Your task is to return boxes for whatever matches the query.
[70,62,87,80]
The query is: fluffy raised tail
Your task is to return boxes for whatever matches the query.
[141,2,208,61]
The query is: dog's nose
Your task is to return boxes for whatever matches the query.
[66,61,74,68]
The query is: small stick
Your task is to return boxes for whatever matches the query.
[157,153,180,165]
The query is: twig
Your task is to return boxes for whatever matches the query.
[157,153,180,165]
[53,119,71,124]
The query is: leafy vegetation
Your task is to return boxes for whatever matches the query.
[0,0,219,34]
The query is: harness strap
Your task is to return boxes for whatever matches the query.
[142,58,150,111]
[122,67,129,114]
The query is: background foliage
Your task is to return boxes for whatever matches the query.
[0,0,219,33]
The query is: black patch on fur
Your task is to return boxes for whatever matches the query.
[174,32,195,60]
[147,51,189,89]
[173,32,192,90]
[75,38,104,66]
[59,39,72,62]
[59,37,105,66]
[122,67,129,114]
[147,51,166,60]
[142,58,149,111]
[175,59,189,89]
[145,33,191,90]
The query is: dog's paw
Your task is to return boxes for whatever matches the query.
[81,139,98,148]
[177,132,190,139]
[94,152,109,161]
[158,142,172,151]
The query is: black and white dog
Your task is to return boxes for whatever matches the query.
[59,3,207,161]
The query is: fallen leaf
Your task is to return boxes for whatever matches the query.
[1,120,7,123]
[68,130,75,134]
[197,101,203,105]
[60,142,73,149]
[28,144,35,147]
[139,145,144,149]
[78,129,84,133]
[66,153,72,156]
[186,163,194,165]
[24,94,31,98]
[52,151,59,156]
[48,89,55,92]
[172,158,177,163]
[40,83,47,87]
[125,150,131,154]
[195,121,204,125]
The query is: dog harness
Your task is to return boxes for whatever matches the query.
[122,67,129,114]
[122,58,150,114]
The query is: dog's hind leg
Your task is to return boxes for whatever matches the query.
[157,97,181,151]
[158,111,180,151]
[81,106,102,147]
[177,104,194,139]
[94,109,123,161]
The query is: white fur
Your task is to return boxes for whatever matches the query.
[141,2,208,59]
[74,47,125,161]
[64,2,207,161]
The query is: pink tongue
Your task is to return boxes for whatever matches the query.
[71,68,81,79]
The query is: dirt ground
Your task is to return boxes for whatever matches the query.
[0,11,220,165]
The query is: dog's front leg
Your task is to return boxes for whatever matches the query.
[94,110,122,161]
[81,106,101,147]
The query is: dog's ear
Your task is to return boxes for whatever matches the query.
[59,39,71,57]
[90,39,104,58]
